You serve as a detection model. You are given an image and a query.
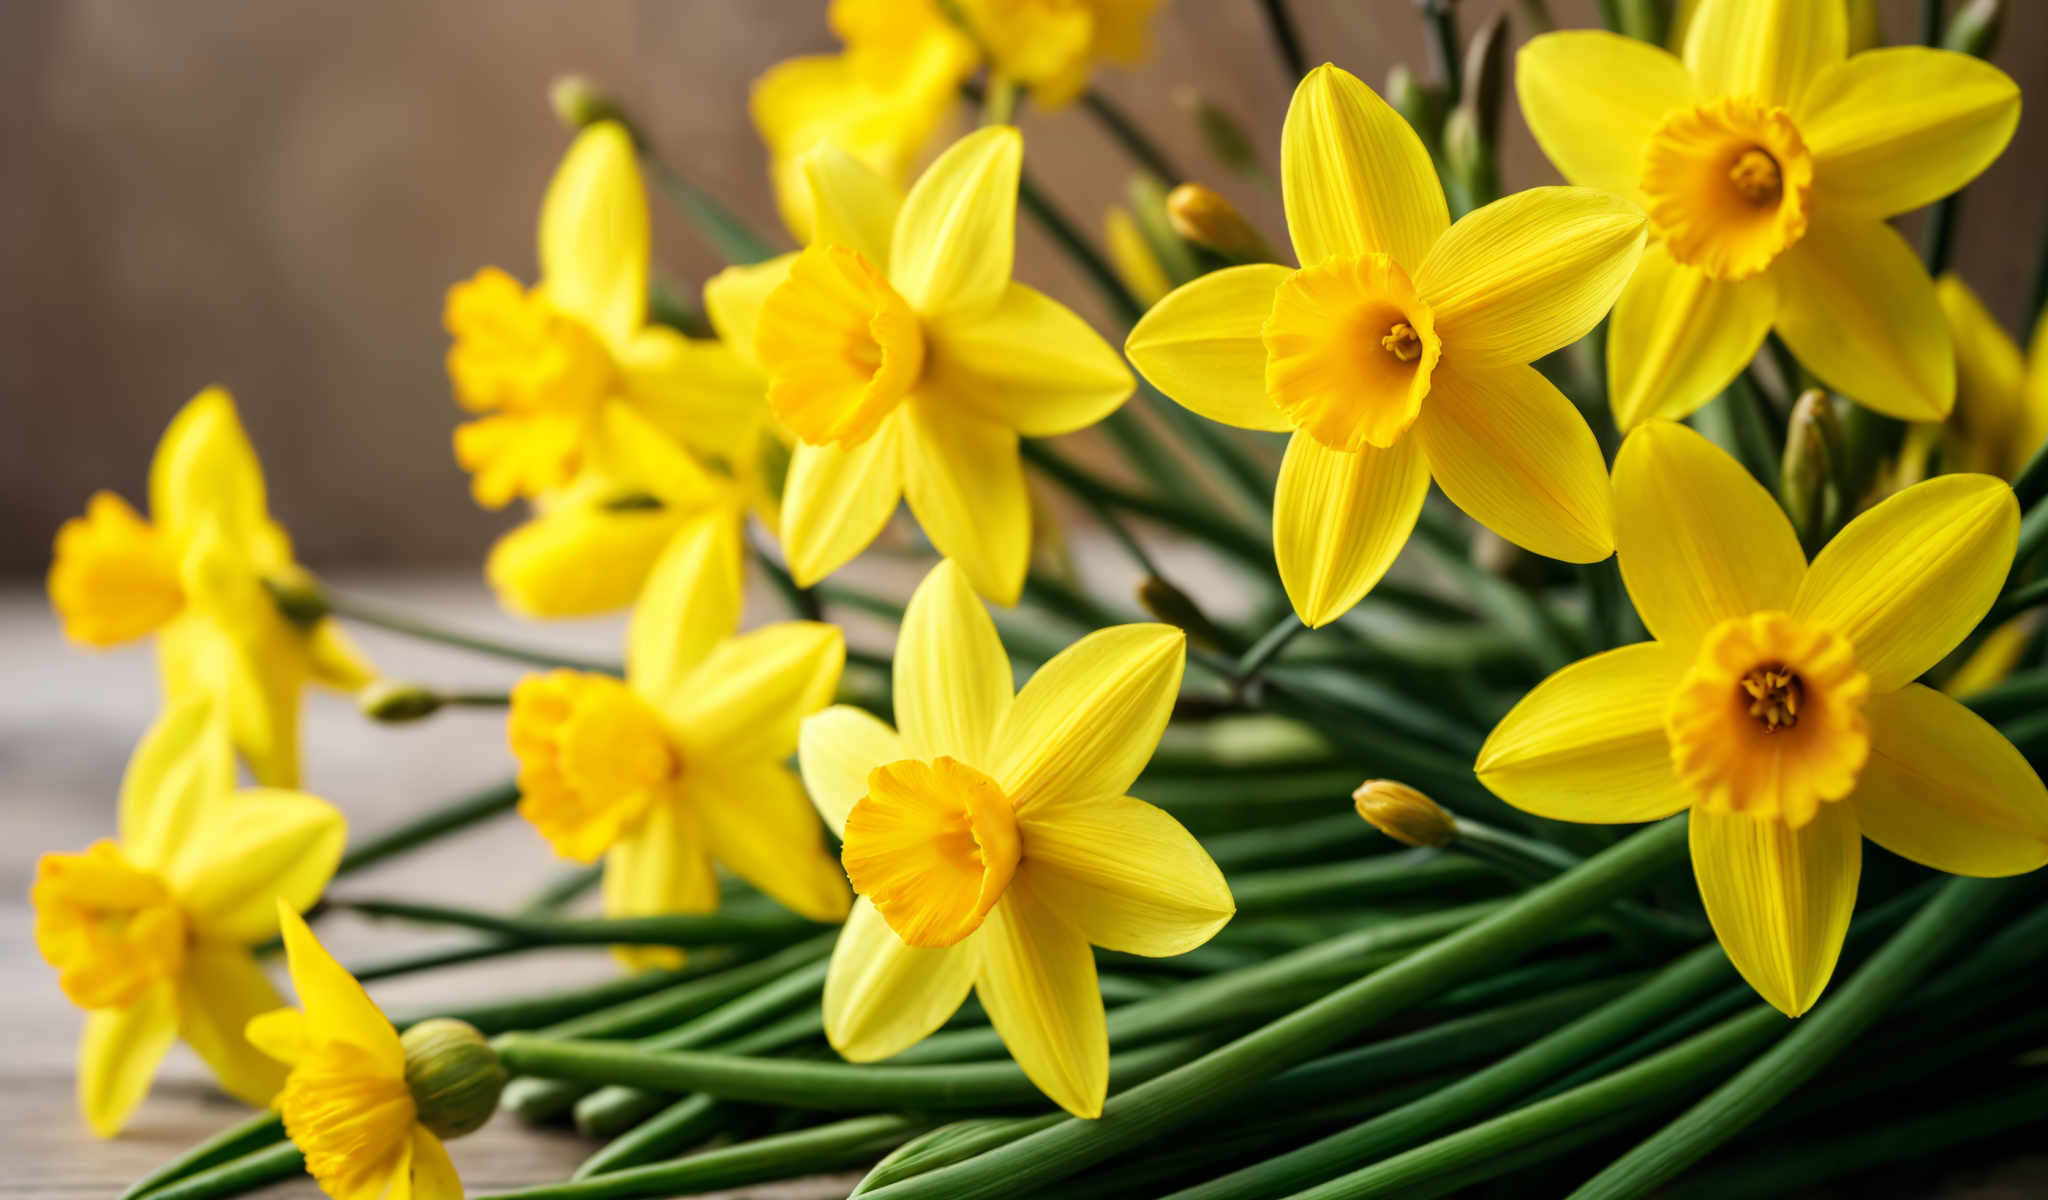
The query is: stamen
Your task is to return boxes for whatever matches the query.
[1740,664,1803,732]
[1728,149,1782,206]
[1380,323,1422,363]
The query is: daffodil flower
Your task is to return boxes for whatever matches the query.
[828,0,1162,113]
[1919,274,2048,482]
[33,700,345,1136]
[1127,64,1644,627]
[505,513,849,968]
[704,127,1132,604]
[47,388,372,785]
[1477,421,2048,1016]
[796,559,1233,1117]
[1519,0,2020,429]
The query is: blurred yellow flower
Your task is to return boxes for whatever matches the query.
[1477,421,2048,1017]
[505,514,849,968]
[1924,275,2048,481]
[1105,204,1171,307]
[797,559,1231,1118]
[705,127,1132,604]
[1519,0,2019,428]
[1127,64,1643,627]
[832,0,1164,110]
[33,700,345,1136]
[47,388,372,785]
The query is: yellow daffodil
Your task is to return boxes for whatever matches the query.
[796,559,1233,1117]
[1127,64,1644,627]
[1519,0,2020,428]
[1921,275,2048,481]
[830,0,1163,112]
[704,127,1132,604]
[249,905,503,1200]
[1477,421,2048,1016]
[47,388,372,785]
[505,513,849,968]
[1669,0,1882,55]
[1105,204,1172,307]
[33,700,345,1136]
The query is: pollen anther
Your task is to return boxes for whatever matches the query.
[1739,664,1802,731]
[1728,150,1782,206]
[1381,323,1422,362]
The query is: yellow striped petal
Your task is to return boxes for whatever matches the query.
[923,282,1133,437]
[618,329,770,469]
[119,697,232,879]
[781,419,905,587]
[1016,794,1233,957]
[823,897,978,1061]
[487,506,683,620]
[895,559,1013,763]
[703,253,799,370]
[1608,242,1778,428]
[1413,362,1614,563]
[1613,421,1804,654]
[148,387,275,552]
[176,944,287,1108]
[410,1128,464,1200]
[1477,642,1691,824]
[1280,64,1447,270]
[78,982,178,1137]
[1792,473,2017,693]
[1772,218,1952,421]
[275,904,401,1066]
[627,512,744,708]
[1516,31,1698,194]
[975,885,1107,1118]
[1274,429,1430,628]
[1125,264,1294,432]
[1798,48,2019,219]
[1852,684,2048,877]
[604,801,718,971]
[1416,187,1646,367]
[889,126,1021,317]
[801,142,902,267]
[670,622,844,768]
[991,624,1185,815]
[539,121,647,347]
[1682,0,1844,110]
[1691,803,1859,1017]
[244,1007,307,1066]
[798,705,905,838]
[173,787,343,946]
[694,761,851,923]
[902,403,1030,606]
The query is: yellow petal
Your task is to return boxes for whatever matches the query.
[1280,64,1447,270]
[305,619,375,693]
[1413,362,1614,564]
[1792,473,2017,692]
[888,126,1021,317]
[1516,31,1698,194]
[1273,429,1430,628]
[799,705,906,839]
[176,943,287,1107]
[1477,642,1692,823]
[539,120,647,347]
[923,282,1133,437]
[802,142,902,266]
[148,387,274,550]
[1612,421,1805,655]
[703,253,799,370]
[990,623,1184,814]
[975,886,1107,1118]
[895,559,1013,763]
[1772,217,1952,422]
[409,1128,464,1200]
[626,512,744,706]
[119,697,233,878]
[823,897,978,1061]
[604,800,719,972]
[1944,614,2037,699]
[902,403,1029,605]
[172,788,345,946]
[1682,0,1844,110]
[245,1007,307,1066]
[1015,794,1233,957]
[487,506,684,619]
[1608,242,1778,428]
[669,622,845,767]
[78,982,178,1137]
[1853,684,2048,877]
[618,328,772,469]
[781,421,905,587]
[1798,48,2019,219]
[1416,187,1646,367]
[47,490,187,648]
[275,904,401,1068]
[1691,803,1859,1017]
[1936,275,2030,479]
[1124,264,1295,432]
[693,761,851,922]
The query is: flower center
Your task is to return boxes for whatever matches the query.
[32,841,188,1010]
[1262,254,1440,452]
[48,492,186,649]
[509,670,680,863]
[279,1038,417,1193]
[842,756,1022,948]
[1666,612,1871,827]
[755,244,925,448]
[1639,97,1813,282]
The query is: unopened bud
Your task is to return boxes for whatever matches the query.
[1459,12,1508,146]
[358,681,443,723]
[1136,576,1229,652]
[1353,780,1457,848]
[550,76,619,131]
[1943,0,2002,57]
[1781,389,1845,543]
[401,1018,506,1140]
[1442,107,1498,211]
[1385,64,1438,143]
[1174,88,1260,176]
[261,571,329,629]
[1166,184,1274,265]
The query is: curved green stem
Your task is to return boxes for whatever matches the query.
[477,1114,926,1200]
[131,1142,303,1200]
[118,1111,285,1200]
[325,592,620,674]
[334,780,521,878]
[332,897,826,948]
[1083,89,1186,181]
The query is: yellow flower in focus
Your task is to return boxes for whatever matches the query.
[705,128,1133,604]
[796,559,1232,1117]
[1477,421,2048,1017]
[33,700,345,1135]
[505,514,850,968]
[47,388,372,785]
[1519,0,2019,428]
[1127,64,1644,627]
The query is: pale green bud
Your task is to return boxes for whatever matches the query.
[401,1018,506,1140]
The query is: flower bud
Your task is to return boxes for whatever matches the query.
[1173,88,1260,177]
[1353,780,1457,848]
[1943,0,2002,57]
[550,75,619,131]
[1441,107,1498,212]
[1780,389,1845,544]
[1459,11,1507,147]
[1135,576,1230,652]
[1165,184,1274,265]
[358,680,443,724]
[261,571,329,629]
[401,1018,506,1140]
[1385,64,1438,144]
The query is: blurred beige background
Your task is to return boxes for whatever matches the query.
[5,0,2044,577]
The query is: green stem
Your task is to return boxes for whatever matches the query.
[1083,88,1185,181]
[2007,503,2048,584]
[856,1116,1067,1196]
[1918,0,1944,46]
[334,781,521,877]
[1021,440,1270,568]
[645,159,781,265]
[332,897,825,948]
[1230,853,1504,916]
[576,1007,825,1137]
[1201,813,1380,872]
[118,1111,285,1200]
[573,1095,735,1179]
[325,592,620,674]
[1418,0,1462,103]
[1235,615,1307,686]
[346,937,530,982]
[1018,170,1141,322]
[521,863,604,913]
[1259,0,1308,80]
[384,952,745,1036]
[530,935,833,1044]
[133,1142,303,1200]
[2010,438,2048,511]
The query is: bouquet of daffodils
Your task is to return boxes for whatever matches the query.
[41,1,2048,1197]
